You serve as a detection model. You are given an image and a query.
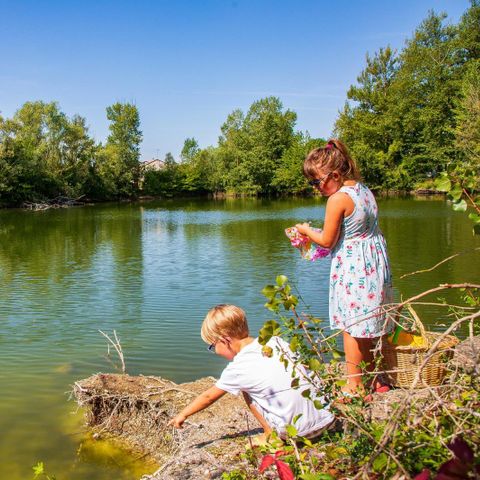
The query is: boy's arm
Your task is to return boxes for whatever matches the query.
[169,385,226,428]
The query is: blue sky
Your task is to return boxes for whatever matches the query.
[0,0,470,161]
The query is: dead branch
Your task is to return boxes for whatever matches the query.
[98,329,126,373]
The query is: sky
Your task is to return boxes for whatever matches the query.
[0,0,471,161]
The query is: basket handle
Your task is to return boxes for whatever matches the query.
[405,303,429,347]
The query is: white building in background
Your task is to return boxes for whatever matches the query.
[141,158,165,171]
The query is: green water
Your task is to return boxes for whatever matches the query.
[0,197,478,479]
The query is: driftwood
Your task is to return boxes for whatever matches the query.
[22,195,85,211]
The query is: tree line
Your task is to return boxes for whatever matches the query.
[0,2,478,207]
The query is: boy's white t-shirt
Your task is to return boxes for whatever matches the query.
[215,336,334,438]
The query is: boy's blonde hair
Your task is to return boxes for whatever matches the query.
[201,304,249,344]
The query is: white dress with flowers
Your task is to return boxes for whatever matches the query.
[329,183,393,338]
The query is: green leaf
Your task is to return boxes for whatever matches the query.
[301,388,311,399]
[309,358,321,371]
[474,224,480,235]
[291,377,300,388]
[452,199,467,211]
[33,462,45,476]
[373,453,388,472]
[290,336,299,352]
[276,275,288,287]
[434,175,451,192]
[300,474,335,480]
[286,424,298,437]
[292,413,303,424]
[261,285,277,298]
[264,298,281,312]
[258,320,280,344]
[449,184,463,201]
[468,213,480,223]
[332,349,345,359]
[313,399,325,410]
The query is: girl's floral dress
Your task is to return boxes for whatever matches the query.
[329,183,393,338]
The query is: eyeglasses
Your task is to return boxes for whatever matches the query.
[308,172,331,187]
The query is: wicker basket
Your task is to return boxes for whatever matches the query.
[382,305,459,388]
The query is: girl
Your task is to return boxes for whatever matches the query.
[296,139,393,395]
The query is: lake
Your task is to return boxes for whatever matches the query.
[0,196,478,479]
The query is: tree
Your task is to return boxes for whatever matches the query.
[455,60,480,163]
[97,103,142,198]
[390,11,461,180]
[271,133,325,193]
[180,137,200,163]
[217,97,297,194]
[335,47,401,188]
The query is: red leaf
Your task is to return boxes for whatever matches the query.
[413,469,430,480]
[448,437,474,464]
[274,450,288,458]
[275,459,295,480]
[437,458,469,478]
[259,455,275,473]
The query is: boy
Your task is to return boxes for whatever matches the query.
[169,304,334,442]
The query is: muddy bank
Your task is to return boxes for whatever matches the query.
[73,374,262,479]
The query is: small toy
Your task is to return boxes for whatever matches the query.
[285,226,330,261]
[387,325,426,347]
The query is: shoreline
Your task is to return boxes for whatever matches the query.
[1,190,447,211]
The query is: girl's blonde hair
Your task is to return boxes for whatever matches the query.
[303,139,361,181]
[201,304,249,344]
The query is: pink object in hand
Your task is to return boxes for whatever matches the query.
[285,227,330,261]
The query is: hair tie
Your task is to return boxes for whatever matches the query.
[325,143,333,150]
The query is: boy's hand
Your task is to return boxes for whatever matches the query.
[169,413,187,428]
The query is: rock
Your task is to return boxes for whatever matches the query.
[452,335,480,374]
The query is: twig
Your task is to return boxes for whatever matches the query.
[98,329,126,373]
[400,248,480,279]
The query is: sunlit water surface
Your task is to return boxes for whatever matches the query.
[0,196,478,479]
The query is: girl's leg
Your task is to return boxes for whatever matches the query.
[342,331,365,392]
[242,392,272,435]
[343,333,386,392]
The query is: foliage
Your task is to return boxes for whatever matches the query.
[335,2,480,192]
[0,101,142,206]
[413,437,480,479]
[32,462,56,480]
[259,451,295,480]
[237,275,480,479]
[97,102,142,199]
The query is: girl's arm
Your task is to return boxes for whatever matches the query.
[296,192,352,249]
[169,385,226,428]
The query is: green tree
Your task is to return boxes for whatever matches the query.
[218,97,297,194]
[97,102,142,198]
[0,101,97,205]
[271,133,325,193]
[335,47,401,188]
[180,137,200,163]
[455,60,480,163]
[390,11,461,180]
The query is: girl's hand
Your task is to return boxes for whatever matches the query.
[295,223,311,235]
[168,413,187,429]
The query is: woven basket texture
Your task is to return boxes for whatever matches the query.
[382,332,459,388]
